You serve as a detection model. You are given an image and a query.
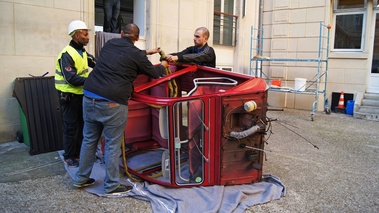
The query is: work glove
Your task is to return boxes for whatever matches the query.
[159,50,167,61]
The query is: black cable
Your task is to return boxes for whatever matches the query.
[274,120,320,149]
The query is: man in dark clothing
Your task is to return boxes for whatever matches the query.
[166,27,216,67]
[73,23,168,196]
[103,0,120,33]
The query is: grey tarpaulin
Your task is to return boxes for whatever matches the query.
[59,151,285,212]
[95,31,121,58]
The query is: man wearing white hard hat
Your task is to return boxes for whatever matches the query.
[55,20,96,168]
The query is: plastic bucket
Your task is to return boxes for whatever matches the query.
[346,100,355,115]
[271,79,282,87]
[294,78,306,91]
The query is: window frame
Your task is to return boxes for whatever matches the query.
[332,0,367,52]
[374,0,379,8]
[213,0,238,47]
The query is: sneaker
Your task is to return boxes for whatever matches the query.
[105,184,132,196]
[73,178,96,188]
[65,158,79,167]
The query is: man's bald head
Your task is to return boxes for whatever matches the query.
[121,23,140,42]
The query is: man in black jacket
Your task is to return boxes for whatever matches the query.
[73,23,168,196]
[166,27,216,67]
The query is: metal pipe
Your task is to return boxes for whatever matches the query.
[258,0,263,56]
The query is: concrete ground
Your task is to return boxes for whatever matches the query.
[0,108,378,212]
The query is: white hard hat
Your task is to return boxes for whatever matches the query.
[68,20,88,36]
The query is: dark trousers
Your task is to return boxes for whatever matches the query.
[59,92,84,160]
[103,0,120,33]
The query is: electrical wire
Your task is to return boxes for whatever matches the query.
[274,119,320,149]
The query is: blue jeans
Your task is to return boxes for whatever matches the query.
[103,0,120,33]
[74,97,128,193]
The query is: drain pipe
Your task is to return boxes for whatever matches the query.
[177,0,181,52]
[258,0,263,56]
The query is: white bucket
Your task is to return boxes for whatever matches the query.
[294,78,306,91]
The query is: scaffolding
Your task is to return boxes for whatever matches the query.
[250,22,331,121]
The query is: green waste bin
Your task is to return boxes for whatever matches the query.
[17,105,30,147]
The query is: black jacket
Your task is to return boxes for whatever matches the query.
[171,43,216,67]
[84,37,165,104]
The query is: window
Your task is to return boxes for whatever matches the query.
[213,0,238,46]
[216,66,233,71]
[173,99,205,185]
[333,0,366,51]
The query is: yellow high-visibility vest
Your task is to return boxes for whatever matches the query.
[55,45,89,94]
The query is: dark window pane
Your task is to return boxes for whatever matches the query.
[222,16,234,46]
[214,0,221,11]
[224,0,234,14]
[213,14,221,45]
[334,13,363,49]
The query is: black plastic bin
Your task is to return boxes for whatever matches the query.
[13,76,63,155]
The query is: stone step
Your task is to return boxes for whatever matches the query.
[353,111,379,121]
[364,93,379,100]
[356,105,379,114]
[361,99,379,107]
[353,92,379,122]
[346,93,379,121]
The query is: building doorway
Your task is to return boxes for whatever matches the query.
[369,11,379,93]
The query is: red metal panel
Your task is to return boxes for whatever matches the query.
[219,89,267,185]
[124,107,152,144]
